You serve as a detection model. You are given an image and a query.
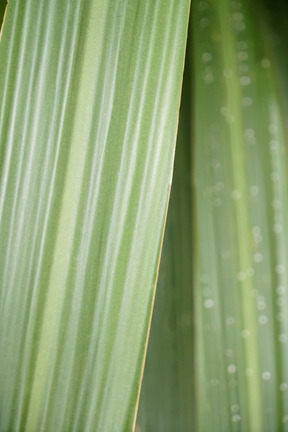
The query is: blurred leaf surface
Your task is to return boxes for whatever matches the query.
[192,0,288,430]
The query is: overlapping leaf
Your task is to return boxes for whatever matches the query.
[0,0,190,430]
[137,51,194,431]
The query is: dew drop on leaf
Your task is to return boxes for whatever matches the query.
[227,364,237,374]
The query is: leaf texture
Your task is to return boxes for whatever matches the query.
[136,49,195,432]
[192,0,288,430]
[0,0,190,430]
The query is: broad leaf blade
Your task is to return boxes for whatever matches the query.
[0,0,190,430]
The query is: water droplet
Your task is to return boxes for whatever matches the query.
[204,299,214,308]
[232,0,242,8]
[280,383,288,391]
[233,12,244,21]
[224,114,235,124]
[232,190,241,200]
[273,199,281,209]
[250,186,259,196]
[198,1,208,11]
[235,22,245,31]
[245,368,254,376]
[257,297,266,310]
[245,129,256,145]
[211,378,219,386]
[262,371,271,380]
[213,198,221,207]
[237,271,246,281]
[271,172,279,182]
[215,181,224,191]
[269,139,279,151]
[277,312,285,321]
[223,69,233,78]
[200,17,210,28]
[255,234,262,244]
[202,52,212,62]
[252,226,261,235]
[238,51,248,61]
[273,224,283,234]
[259,315,267,324]
[269,123,278,134]
[276,264,285,274]
[277,286,285,295]
[239,63,249,73]
[204,73,214,84]
[245,128,255,139]
[227,364,237,374]
[242,96,252,107]
[226,349,233,357]
[277,297,285,307]
[237,41,248,50]
[278,334,287,343]
[261,58,271,69]
[241,329,250,338]
[231,404,240,413]
[232,414,241,422]
[246,267,255,277]
[211,159,221,170]
[240,76,251,86]
[226,316,235,325]
[204,65,213,75]
[250,289,258,298]
[254,253,263,263]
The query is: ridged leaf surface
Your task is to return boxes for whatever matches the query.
[0,0,190,430]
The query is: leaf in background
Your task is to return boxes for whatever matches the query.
[0,0,7,30]
[192,0,288,430]
[0,0,190,430]
[256,0,288,117]
[136,46,194,432]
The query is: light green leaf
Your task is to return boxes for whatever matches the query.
[0,0,190,430]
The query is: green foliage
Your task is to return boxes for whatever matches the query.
[137,53,195,431]
[0,0,7,36]
[192,0,288,430]
[138,0,288,431]
[0,0,190,430]
[1,0,288,431]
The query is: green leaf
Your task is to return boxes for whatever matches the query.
[0,0,190,430]
[0,0,7,27]
[192,0,288,430]
[136,48,195,432]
